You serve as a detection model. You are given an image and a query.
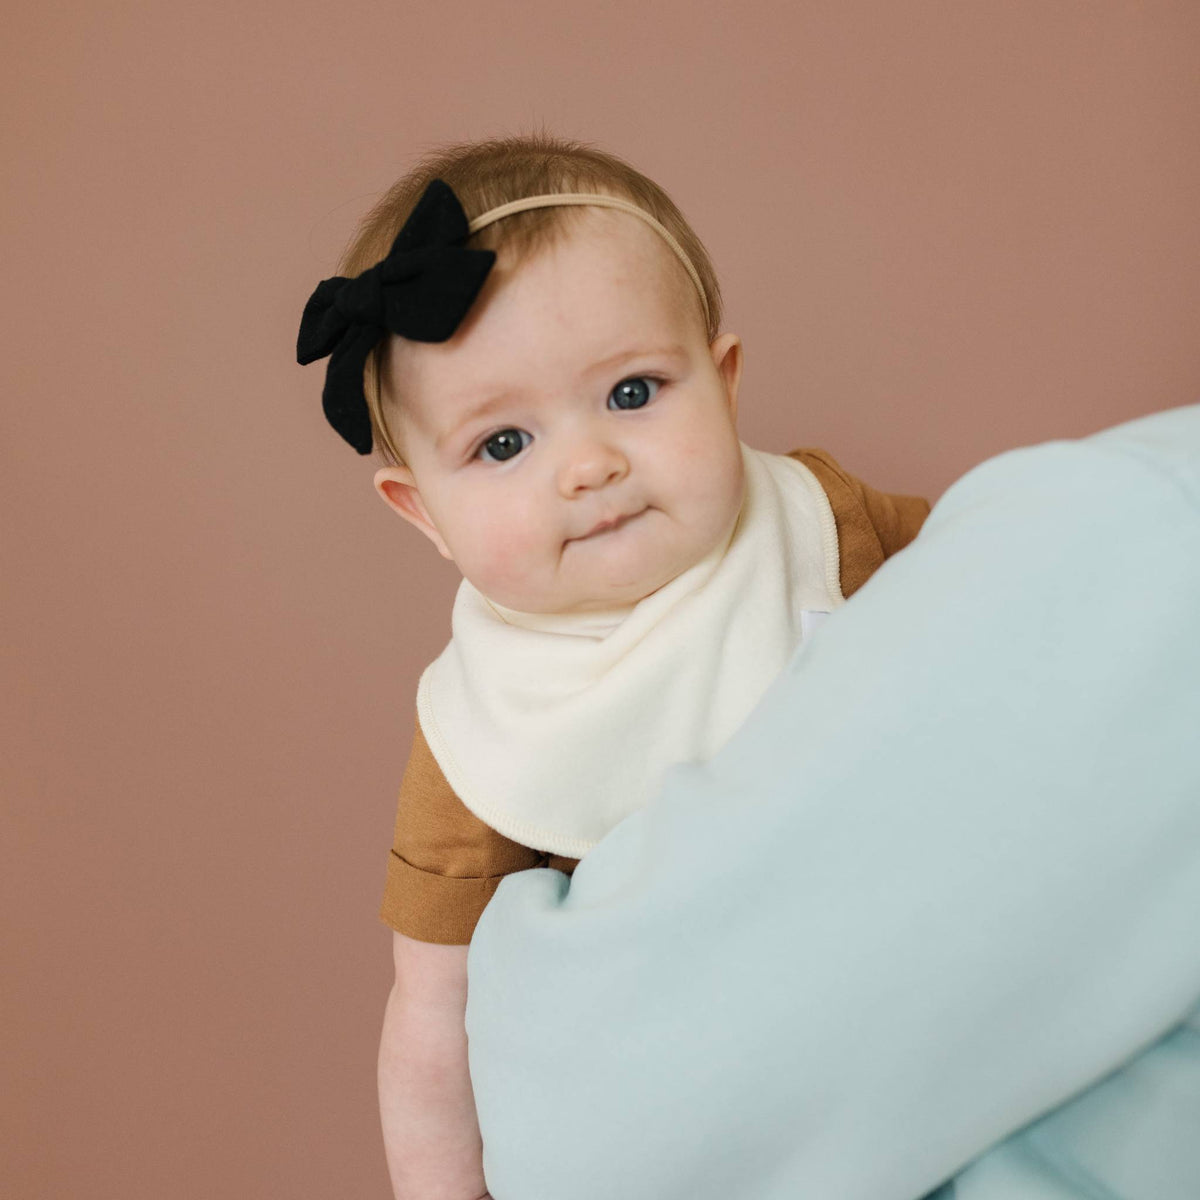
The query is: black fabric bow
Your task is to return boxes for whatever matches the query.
[296,179,496,454]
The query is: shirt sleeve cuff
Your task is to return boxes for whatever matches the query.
[378,849,510,945]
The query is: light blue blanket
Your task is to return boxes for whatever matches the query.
[465,404,1200,1200]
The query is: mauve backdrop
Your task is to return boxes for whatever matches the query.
[4,2,1198,1197]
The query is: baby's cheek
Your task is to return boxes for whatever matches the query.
[679,447,743,545]
[471,514,545,594]
[670,441,734,507]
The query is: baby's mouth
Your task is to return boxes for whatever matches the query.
[571,509,645,542]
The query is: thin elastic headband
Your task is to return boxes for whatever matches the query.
[469,192,711,329]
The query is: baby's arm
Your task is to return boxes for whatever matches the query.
[378,931,491,1200]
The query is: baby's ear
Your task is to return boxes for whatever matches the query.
[709,332,743,423]
[373,467,453,560]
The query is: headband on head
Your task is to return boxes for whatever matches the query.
[297,179,710,455]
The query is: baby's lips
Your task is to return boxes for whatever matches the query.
[574,509,644,540]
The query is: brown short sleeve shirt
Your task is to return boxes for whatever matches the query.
[378,448,930,944]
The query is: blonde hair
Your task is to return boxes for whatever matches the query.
[335,131,724,466]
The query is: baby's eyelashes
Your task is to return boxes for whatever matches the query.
[610,375,661,411]
[476,429,531,464]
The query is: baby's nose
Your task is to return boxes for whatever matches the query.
[557,435,629,494]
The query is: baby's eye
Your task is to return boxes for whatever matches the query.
[609,376,661,411]
[476,428,530,463]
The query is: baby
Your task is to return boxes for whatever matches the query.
[297,133,929,1200]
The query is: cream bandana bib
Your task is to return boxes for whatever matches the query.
[415,443,843,858]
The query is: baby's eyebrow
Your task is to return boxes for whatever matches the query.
[581,343,689,378]
[436,391,516,452]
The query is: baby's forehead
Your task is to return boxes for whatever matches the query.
[383,211,705,417]
[518,208,698,306]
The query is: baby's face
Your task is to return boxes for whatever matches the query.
[375,208,744,614]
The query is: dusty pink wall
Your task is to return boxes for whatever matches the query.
[4,2,1198,1196]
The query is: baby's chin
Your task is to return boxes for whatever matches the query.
[481,565,689,616]
[478,571,666,616]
